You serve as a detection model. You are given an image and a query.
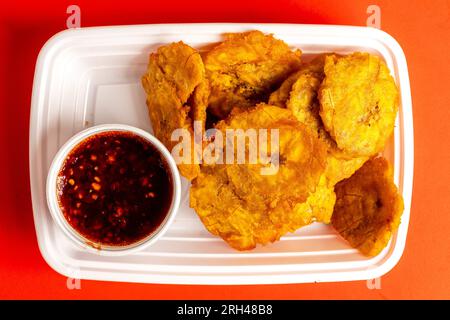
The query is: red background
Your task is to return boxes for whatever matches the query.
[1,0,449,299]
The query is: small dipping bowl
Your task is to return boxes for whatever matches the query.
[46,124,181,256]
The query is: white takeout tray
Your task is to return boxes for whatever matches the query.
[29,23,413,284]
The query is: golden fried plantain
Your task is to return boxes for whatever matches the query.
[190,104,327,250]
[319,53,399,157]
[331,157,404,256]
[142,42,208,180]
[204,31,302,119]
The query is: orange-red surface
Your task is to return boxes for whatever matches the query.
[0,0,449,299]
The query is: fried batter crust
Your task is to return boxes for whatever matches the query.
[190,104,327,250]
[331,157,404,256]
[319,53,399,157]
[142,42,207,180]
[204,31,302,119]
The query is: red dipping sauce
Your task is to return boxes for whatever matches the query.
[57,131,173,247]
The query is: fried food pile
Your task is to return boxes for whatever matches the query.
[142,31,404,256]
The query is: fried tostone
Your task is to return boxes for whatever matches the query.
[204,31,302,119]
[142,42,209,180]
[319,52,399,157]
[190,104,327,250]
[331,157,404,256]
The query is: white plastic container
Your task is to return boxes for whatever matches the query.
[29,23,413,284]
